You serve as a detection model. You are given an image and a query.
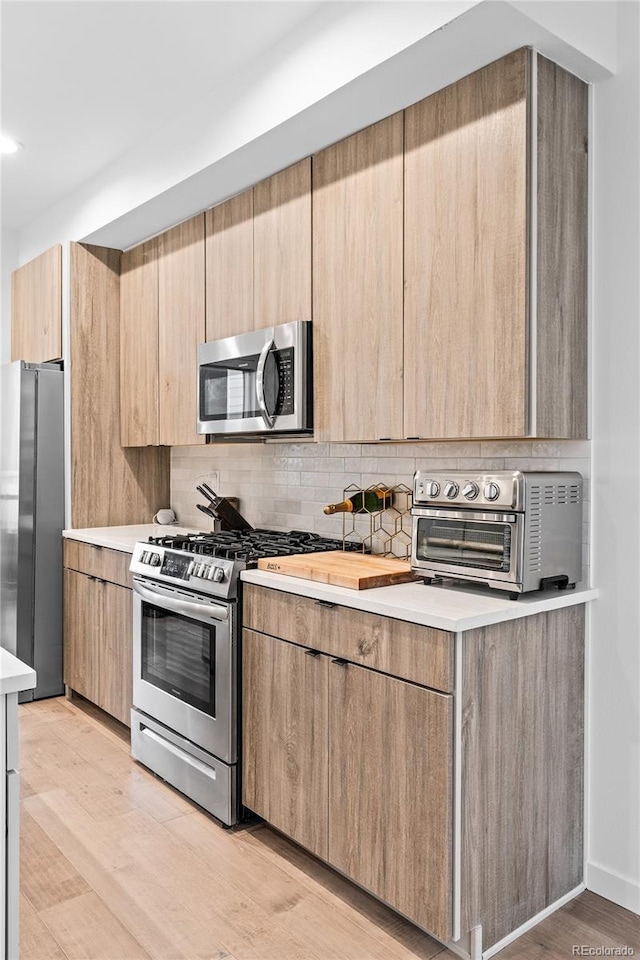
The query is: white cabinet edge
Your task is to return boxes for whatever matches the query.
[0,649,36,696]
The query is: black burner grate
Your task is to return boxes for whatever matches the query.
[147,529,363,564]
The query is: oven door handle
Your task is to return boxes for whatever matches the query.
[133,581,229,622]
[256,338,276,429]
[412,507,518,523]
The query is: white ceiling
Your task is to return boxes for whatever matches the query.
[0,0,323,232]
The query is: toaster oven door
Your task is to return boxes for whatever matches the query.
[411,508,523,586]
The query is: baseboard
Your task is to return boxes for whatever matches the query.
[482,884,586,959]
[587,861,640,915]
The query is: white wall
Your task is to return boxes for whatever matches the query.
[14,0,614,259]
[0,228,18,364]
[589,0,640,913]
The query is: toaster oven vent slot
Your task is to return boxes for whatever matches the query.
[528,485,543,572]
[538,483,582,506]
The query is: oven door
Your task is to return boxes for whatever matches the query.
[132,577,236,763]
[196,320,311,436]
[411,508,523,586]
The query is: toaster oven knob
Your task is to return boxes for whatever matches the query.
[463,482,479,500]
[426,480,440,498]
[484,481,501,502]
[444,481,459,500]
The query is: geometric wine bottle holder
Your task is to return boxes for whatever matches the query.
[341,482,413,559]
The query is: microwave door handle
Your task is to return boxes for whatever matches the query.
[256,339,276,429]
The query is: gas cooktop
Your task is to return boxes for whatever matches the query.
[146,528,361,563]
[131,528,362,600]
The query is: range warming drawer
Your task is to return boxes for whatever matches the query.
[131,710,237,825]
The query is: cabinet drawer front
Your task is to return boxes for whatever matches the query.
[243,584,453,693]
[63,540,132,588]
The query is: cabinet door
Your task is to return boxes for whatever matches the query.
[98,582,133,727]
[205,189,254,341]
[120,239,159,446]
[63,569,101,705]
[158,214,206,446]
[70,242,169,527]
[253,159,311,327]
[242,629,328,859]
[313,114,404,442]
[11,245,62,363]
[328,661,453,941]
[404,48,529,439]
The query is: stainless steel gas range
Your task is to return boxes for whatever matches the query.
[129,529,357,825]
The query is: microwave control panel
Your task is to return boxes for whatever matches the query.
[275,348,295,415]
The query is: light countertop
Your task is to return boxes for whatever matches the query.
[241,569,597,633]
[63,524,205,553]
[0,648,37,697]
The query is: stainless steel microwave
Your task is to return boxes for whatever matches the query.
[197,320,313,437]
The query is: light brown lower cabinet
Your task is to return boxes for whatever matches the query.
[242,625,453,941]
[242,584,586,953]
[63,544,133,727]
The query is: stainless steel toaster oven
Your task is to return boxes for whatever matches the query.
[411,470,583,597]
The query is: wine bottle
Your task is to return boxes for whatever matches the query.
[323,488,392,515]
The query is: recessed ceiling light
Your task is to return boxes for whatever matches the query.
[1,135,23,155]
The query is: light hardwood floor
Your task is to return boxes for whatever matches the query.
[19,697,639,960]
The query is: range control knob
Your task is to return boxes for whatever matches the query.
[443,481,459,500]
[426,480,440,498]
[213,566,225,583]
[140,550,150,564]
[484,482,501,502]
[149,553,162,567]
[463,482,479,500]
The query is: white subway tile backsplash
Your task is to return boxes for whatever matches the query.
[481,442,533,458]
[330,473,361,487]
[361,443,398,458]
[330,443,362,457]
[376,457,414,474]
[301,472,329,486]
[170,440,592,566]
[345,458,378,473]
[304,457,346,472]
[414,458,461,470]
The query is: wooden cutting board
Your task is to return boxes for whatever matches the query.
[257,551,419,590]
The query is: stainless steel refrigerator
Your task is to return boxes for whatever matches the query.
[0,361,64,699]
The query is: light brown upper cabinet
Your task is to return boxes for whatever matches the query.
[313,114,404,442]
[120,239,159,446]
[11,245,62,363]
[158,215,206,446]
[253,158,311,327]
[120,215,205,447]
[205,188,254,341]
[205,160,311,343]
[404,48,588,439]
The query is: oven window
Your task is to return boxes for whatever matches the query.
[200,356,260,422]
[141,603,216,715]
[415,517,512,571]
